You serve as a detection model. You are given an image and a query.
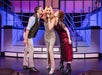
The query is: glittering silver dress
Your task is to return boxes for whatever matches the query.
[44,22,56,47]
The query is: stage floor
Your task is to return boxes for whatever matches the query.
[0,57,102,75]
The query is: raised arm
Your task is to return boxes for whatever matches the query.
[48,18,56,30]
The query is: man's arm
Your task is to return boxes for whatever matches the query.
[23,17,35,45]
[23,29,29,45]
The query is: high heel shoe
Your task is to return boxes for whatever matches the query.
[64,63,71,75]
[59,61,64,72]
[49,68,54,75]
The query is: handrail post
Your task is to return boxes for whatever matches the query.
[88,7,90,27]
[92,0,94,11]
[96,9,99,26]
[80,9,82,27]
[2,0,7,26]
[12,0,15,27]
[71,10,74,28]
[6,6,8,26]
[2,0,4,10]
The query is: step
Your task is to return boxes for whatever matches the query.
[72,41,89,47]
[4,47,77,53]
[3,43,98,58]
[74,46,99,53]
[72,36,83,41]
[4,51,98,59]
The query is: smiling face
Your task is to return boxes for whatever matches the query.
[46,8,51,14]
[44,6,54,15]
[43,6,54,22]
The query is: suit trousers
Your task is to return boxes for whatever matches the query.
[23,38,34,67]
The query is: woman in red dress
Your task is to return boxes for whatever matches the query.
[54,10,73,75]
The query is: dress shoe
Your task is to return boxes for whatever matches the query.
[64,63,71,75]
[23,66,29,69]
[29,67,39,72]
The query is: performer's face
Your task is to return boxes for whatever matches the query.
[46,8,51,14]
[38,7,43,17]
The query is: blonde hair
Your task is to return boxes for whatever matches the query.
[43,6,54,22]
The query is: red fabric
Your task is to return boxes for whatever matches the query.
[55,24,73,62]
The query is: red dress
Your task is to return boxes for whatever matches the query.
[55,22,73,62]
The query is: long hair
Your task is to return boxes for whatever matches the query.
[43,6,54,23]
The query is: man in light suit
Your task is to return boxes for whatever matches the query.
[23,6,43,72]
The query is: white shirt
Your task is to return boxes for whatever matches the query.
[26,16,35,30]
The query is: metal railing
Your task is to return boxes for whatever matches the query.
[1,0,15,26]
[64,9,78,52]
[64,4,102,52]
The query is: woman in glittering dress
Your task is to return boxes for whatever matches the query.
[43,6,56,74]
